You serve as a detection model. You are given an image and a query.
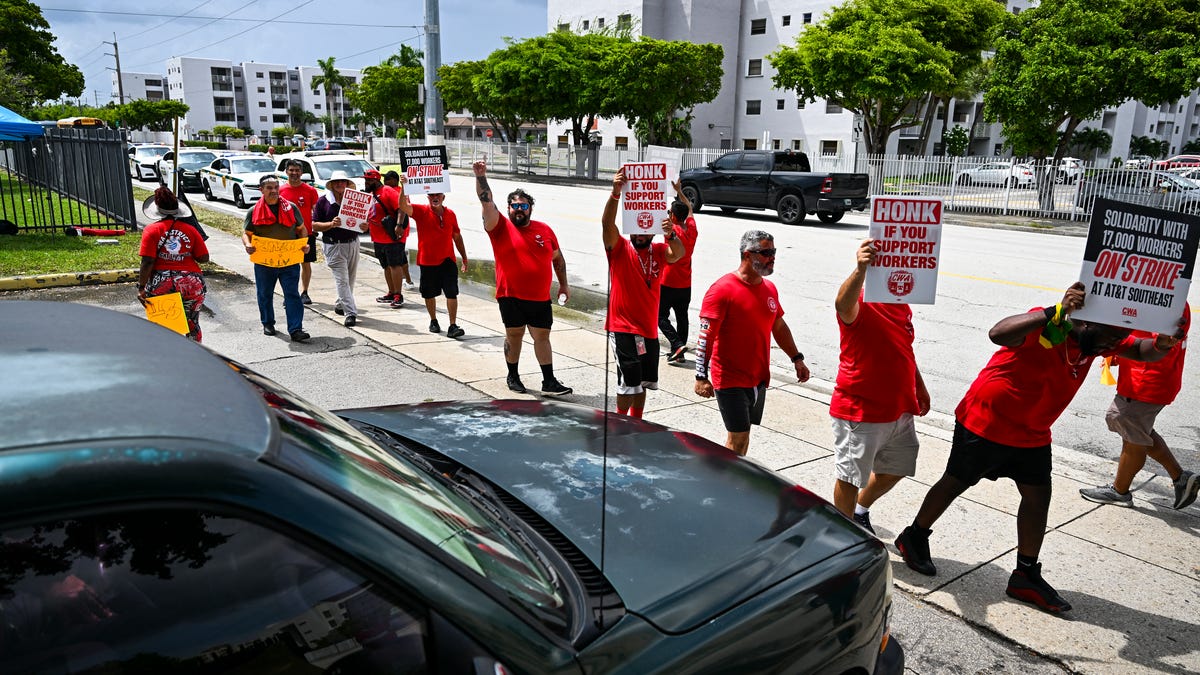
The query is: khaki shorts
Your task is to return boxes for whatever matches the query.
[1105,396,1164,446]
[832,414,920,488]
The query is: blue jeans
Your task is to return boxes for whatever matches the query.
[254,263,303,334]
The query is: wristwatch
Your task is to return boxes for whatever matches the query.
[791,352,805,363]
[695,374,708,381]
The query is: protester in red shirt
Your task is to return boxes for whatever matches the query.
[364,169,409,309]
[242,175,310,342]
[138,186,210,342]
[384,171,416,293]
[603,168,684,417]
[1080,304,1196,510]
[280,159,321,305]
[830,239,930,533]
[473,160,572,396]
[694,230,810,456]
[399,181,469,339]
[896,282,1182,614]
[658,182,698,363]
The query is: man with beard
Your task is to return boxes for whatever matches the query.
[473,160,572,396]
[603,168,684,417]
[694,230,810,456]
[242,175,310,342]
[895,282,1182,614]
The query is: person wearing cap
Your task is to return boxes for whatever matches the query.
[473,159,572,396]
[242,174,311,342]
[383,170,417,292]
[280,159,321,305]
[364,168,409,309]
[310,170,367,327]
[138,186,210,342]
[397,176,469,338]
[603,168,684,417]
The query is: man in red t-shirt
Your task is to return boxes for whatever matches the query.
[658,182,698,363]
[384,170,416,292]
[896,282,1182,614]
[694,230,810,456]
[1080,304,1196,510]
[831,239,930,532]
[603,168,684,417]
[280,160,321,305]
[399,183,469,339]
[473,160,572,396]
[364,169,410,309]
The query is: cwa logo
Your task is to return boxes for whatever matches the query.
[637,212,654,230]
[887,270,915,297]
[1121,307,1138,317]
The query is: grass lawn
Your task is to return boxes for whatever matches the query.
[0,229,141,276]
[0,172,107,229]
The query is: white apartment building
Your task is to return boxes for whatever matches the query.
[110,71,168,104]
[547,0,1200,162]
[166,57,245,137]
[294,66,362,138]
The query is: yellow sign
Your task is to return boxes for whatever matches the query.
[249,237,306,267]
[143,292,190,335]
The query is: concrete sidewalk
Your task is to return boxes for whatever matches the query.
[205,225,1200,674]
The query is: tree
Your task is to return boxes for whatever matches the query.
[118,99,189,131]
[438,59,535,145]
[1182,138,1200,154]
[1067,127,1112,161]
[349,54,423,138]
[311,57,355,136]
[943,125,969,157]
[383,44,423,69]
[0,0,84,105]
[0,49,33,111]
[605,37,724,148]
[1130,134,1169,158]
[288,104,317,133]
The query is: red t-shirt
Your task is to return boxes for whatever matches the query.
[830,300,919,423]
[488,216,559,301]
[699,272,784,389]
[411,204,460,266]
[367,186,407,244]
[955,308,1136,447]
[139,218,208,273]
[605,238,669,337]
[661,216,697,289]
[279,181,319,232]
[1115,305,1190,405]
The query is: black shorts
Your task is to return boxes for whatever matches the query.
[419,258,459,299]
[945,422,1052,487]
[303,233,318,263]
[497,297,553,329]
[374,241,407,268]
[715,383,768,433]
[611,332,660,395]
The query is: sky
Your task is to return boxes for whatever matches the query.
[39,0,548,105]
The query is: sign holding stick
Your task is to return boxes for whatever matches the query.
[619,162,672,235]
[249,237,307,268]
[399,145,451,193]
[864,196,943,304]
[1071,197,1199,333]
[339,188,373,231]
[143,292,189,335]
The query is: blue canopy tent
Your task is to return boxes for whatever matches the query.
[0,105,44,141]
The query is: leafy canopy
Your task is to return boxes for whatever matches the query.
[0,0,84,106]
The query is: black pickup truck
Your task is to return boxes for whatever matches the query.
[679,150,870,224]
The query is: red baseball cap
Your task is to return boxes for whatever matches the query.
[363,169,382,180]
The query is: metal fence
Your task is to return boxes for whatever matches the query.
[0,127,136,233]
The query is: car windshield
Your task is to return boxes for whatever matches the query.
[179,151,217,168]
[135,147,169,160]
[314,159,374,180]
[1161,172,1200,189]
[230,158,278,173]
[232,365,570,635]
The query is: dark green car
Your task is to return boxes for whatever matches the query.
[0,302,902,674]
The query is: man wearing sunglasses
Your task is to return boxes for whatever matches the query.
[473,160,572,396]
[694,230,810,455]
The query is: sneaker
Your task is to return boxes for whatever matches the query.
[403,280,417,291]
[668,345,687,362]
[429,319,441,333]
[1079,484,1133,507]
[1006,563,1072,613]
[1173,470,1199,510]
[344,315,356,327]
[334,305,344,316]
[375,294,393,304]
[506,374,526,394]
[290,329,310,343]
[852,511,875,535]
[389,294,404,309]
[300,291,312,305]
[894,525,937,576]
[262,324,276,337]
[446,324,465,339]
[541,379,573,397]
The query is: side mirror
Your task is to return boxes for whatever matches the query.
[707,162,716,170]
[301,173,313,182]
[127,147,135,155]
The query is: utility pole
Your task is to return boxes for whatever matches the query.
[424,0,444,144]
[103,33,125,104]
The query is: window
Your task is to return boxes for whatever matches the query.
[234,86,242,92]
[557,135,569,148]
[821,139,840,155]
[315,103,322,110]
[746,100,761,115]
[772,139,781,150]
[259,115,268,121]
[255,72,264,78]
[936,105,945,120]
[557,22,570,31]
[713,153,740,170]
[803,12,812,23]
[782,15,791,26]
[615,136,629,150]
[777,99,786,110]
[257,86,265,93]
[258,101,266,107]
[743,139,758,150]
[826,101,843,114]
[145,79,162,87]
[583,19,589,29]
[1012,7,1021,14]
[617,13,631,30]
[598,17,604,27]
[792,139,803,151]
[741,153,768,170]
[747,59,763,77]
[750,18,767,34]
[797,99,806,109]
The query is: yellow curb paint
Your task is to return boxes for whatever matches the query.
[0,269,139,291]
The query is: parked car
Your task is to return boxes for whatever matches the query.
[127,144,171,181]
[1052,157,1084,184]
[305,138,349,151]
[953,162,1035,188]
[678,150,870,224]
[156,149,218,191]
[1152,154,1200,170]
[1074,169,1200,214]
[274,151,377,191]
[1168,166,1200,182]
[0,301,903,675]
[199,153,278,208]
[1124,155,1154,169]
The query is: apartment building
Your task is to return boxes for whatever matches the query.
[110,71,168,104]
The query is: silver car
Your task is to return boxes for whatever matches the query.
[954,162,1035,188]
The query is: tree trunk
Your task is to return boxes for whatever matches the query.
[915,94,940,155]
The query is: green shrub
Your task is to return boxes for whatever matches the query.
[182,140,226,149]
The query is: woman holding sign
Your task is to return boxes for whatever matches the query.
[137,186,210,342]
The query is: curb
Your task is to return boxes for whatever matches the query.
[0,269,140,291]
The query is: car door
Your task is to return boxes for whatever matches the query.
[159,151,175,179]
[702,152,742,205]
[727,152,770,206]
[212,158,233,200]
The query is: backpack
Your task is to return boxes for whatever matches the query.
[373,192,407,242]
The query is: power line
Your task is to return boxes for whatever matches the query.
[42,7,420,29]
[178,0,318,58]
[118,0,217,42]
[337,33,425,66]
[119,0,258,58]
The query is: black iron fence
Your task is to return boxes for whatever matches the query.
[0,127,135,233]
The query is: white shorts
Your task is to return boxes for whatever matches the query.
[832,413,920,488]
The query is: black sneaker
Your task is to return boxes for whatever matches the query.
[541,379,573,397]
[389,294,405,309]
[1006,563,1072,613]
[290,329,310,343]
[446,324,465,339]
[1173,470,1199,510]
[853,511,875,535]
[506,374,526,394]
[334,305,345,316]
[300,291,312,305]
[429,319,441,333]
[263,324,276,336]
[894,525,937,576]
[344,315,356,327]
[375,294,393,304]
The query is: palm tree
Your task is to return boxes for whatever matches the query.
[311,56,354,136]
[383,45,424,69]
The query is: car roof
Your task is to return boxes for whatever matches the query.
[0,302,273,457]
[276,151,367,161]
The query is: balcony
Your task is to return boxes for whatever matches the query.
[211,75,231,84]
[211,83,233,92]
[213,105,235,114]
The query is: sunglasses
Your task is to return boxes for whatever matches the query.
[509,203,531,211]
[749,248,777,257]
